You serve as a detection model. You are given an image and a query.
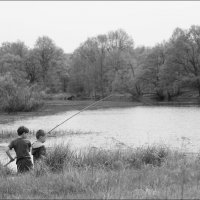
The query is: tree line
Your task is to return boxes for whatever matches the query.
[69,25,200,101]
[1,25,200,108]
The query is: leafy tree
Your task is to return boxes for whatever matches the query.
[168,26,200,96]
[0,41,29,83]
[139,44,168,100]
[24,49,42,84]
[33,36,69,92]
[0,41,28,58]
[69,38,99,96]
[106,29,136,96]
[69,29,135,98]
[34,36,57,82]
[0,53,26,84]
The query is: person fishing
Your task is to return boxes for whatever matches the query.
[5,126,33,173]
[31,129,46,164]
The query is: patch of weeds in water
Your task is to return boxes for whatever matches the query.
[49,130,95,137]
[0,129,36,141]
[0,129,96,142]
[0,130,16,140]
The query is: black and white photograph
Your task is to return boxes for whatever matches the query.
[0,1,200,199]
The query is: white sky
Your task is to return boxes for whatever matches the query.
[0,1,200,53]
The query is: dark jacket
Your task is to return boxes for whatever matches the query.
[31,141,46,163]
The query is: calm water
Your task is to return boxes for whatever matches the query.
[1,106,200,168]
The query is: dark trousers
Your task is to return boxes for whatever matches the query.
[16,158,33,173]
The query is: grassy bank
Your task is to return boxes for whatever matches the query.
[1,144,200,199]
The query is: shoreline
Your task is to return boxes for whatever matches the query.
[0,100,141,124]
[0,99,200,124]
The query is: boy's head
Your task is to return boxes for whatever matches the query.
[36,129,46,143]
[17,126,29,138]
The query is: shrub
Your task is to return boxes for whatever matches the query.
[0,73,44,112]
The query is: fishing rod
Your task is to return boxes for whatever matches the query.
[47,94,113,134]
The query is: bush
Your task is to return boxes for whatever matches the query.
[0,73,44,112]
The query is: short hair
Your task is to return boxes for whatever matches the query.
[36,129,46,139]
[17,126,29,136]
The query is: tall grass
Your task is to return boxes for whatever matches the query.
[0,163,15,177]
[0,144,200,199]
[42,144,170,173]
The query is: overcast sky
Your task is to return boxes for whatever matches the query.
[0,1,200,53]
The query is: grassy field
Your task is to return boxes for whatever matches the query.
[0,144,200,199]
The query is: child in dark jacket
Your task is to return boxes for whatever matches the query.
[31,129,46,164]
[6,126,33,173]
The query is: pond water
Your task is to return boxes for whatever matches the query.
[1,106,200,169]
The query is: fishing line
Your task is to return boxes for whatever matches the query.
[47,94,113,134]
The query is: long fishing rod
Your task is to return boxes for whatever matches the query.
[47,94,113,134]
